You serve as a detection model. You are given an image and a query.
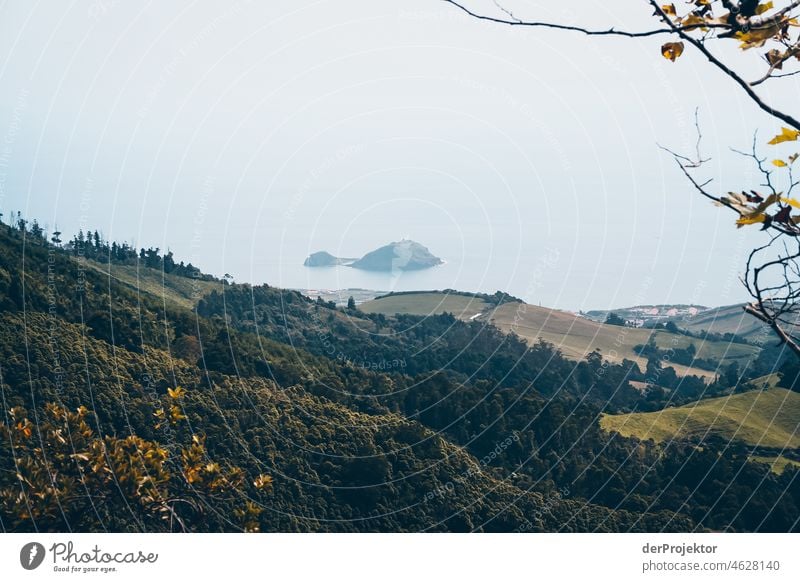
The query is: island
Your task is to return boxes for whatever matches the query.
[303,240,443,272]
[303,251,355,267]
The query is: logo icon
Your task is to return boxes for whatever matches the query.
[20,542,46,570]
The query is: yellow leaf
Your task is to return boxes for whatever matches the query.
[662,4,677,16]
[661,41,685,62]
[780,197,800,208]
[736,214,767,227]
[16,422,32,439]
[169,405,186,421]
[773,159,788,167]
[681,14,708,29]
[254,474,273,490]
[167,386,185,399]
[768,127,800,145]
[186,468,201,484]
[755,1,774,15]
[736,23,782,49]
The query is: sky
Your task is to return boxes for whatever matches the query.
[1,0,798,310]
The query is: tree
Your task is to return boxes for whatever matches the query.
[163,250,176,273]
[446,0,800,357]
[29,220,44,241]
[347,295,357,310]
[0,398,272,532]
[777,355,800,390]
[723,360,741,387]
[605,312,626,327]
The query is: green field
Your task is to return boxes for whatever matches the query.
[650,330,759,365]
[670,303,768,342]
[747,373,781,391]
[80,259,219,310]
[489,303,759,380]
[749,455,800,475]
[359,292,490,319]
[600,387,800,449]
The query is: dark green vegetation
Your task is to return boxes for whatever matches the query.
[1,218,799,532]
[605,312,627,327]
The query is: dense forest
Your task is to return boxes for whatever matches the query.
[0,216,798,532]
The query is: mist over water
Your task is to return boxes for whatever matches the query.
[267,251,520,300]
[257,196,532,301]
[0,0,766,311]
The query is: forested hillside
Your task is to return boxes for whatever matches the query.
[1,220,798,532]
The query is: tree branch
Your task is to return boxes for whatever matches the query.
[748,0,800,28]
[443,0,800,131]
[744,303,800,356]
[648,0,800,131]
[441,0,730,38]
[751,46,800,87]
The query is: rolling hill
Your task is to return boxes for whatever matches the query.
[80,258,220,310]
[600,387,800,450]
[593,302,772,342]
[359,291,490,319]
[488,302,758,380]
[665,303,769,341]
[2,222,799,532]
[361,292,761,380]
[750,455,800,475]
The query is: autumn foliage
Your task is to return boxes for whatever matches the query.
[0,396,271,532]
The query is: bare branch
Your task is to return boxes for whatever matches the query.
[444,0,800,130]
[744,303,800,357]
[751,47,800,86]
[492,0,521,23]
[441,0,731,38]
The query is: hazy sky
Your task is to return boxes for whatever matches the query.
[1,0,797,310]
